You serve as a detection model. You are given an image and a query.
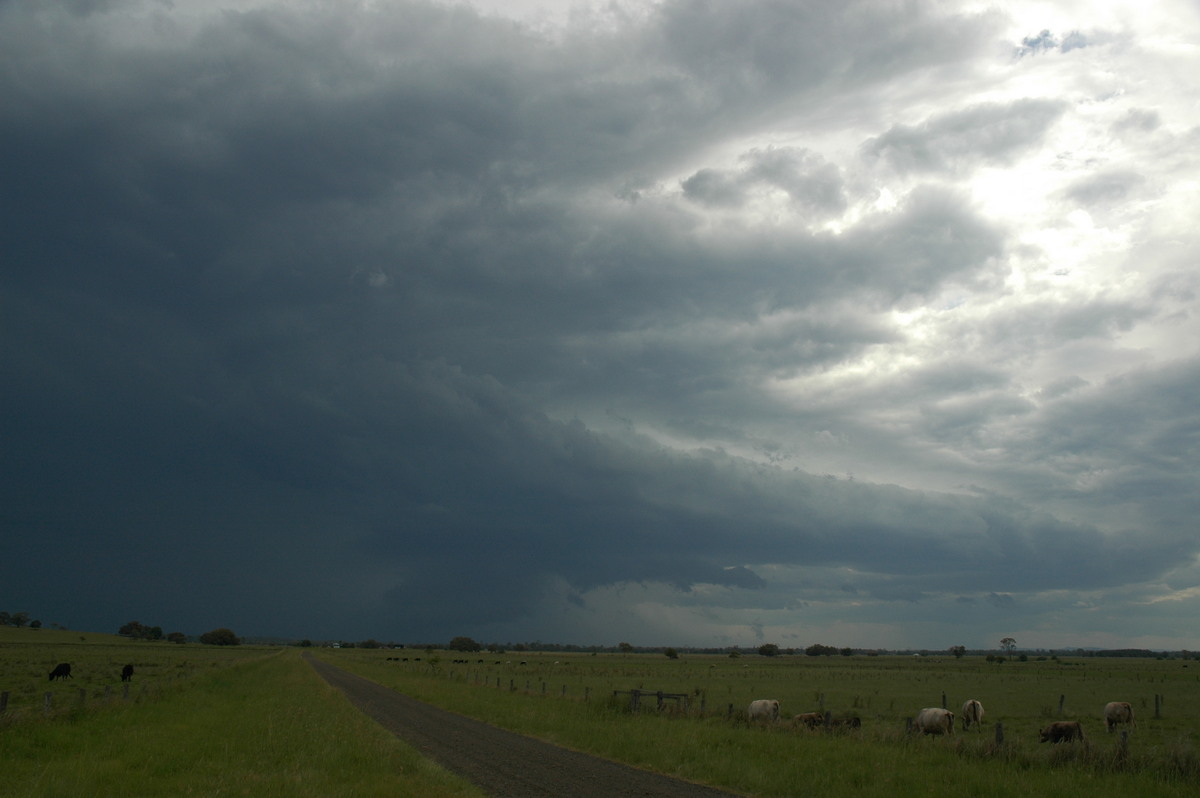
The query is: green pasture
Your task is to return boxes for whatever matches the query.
[4,627,1199,797]
[317,648,1200,797]
[0,632,483,797]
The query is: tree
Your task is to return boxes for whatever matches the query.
[805,643,839,657]
[449,636,481,652]
[166,632,187,644]
[119,621,162,640]
[199,628,240,646]
[758,643,781,657]
[949,645,966,659]
[618,642,634,653]
[664,647,679,659]
[1000,637,1016,655]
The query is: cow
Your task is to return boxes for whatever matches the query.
[1104,701,1135,733]
[793,712,825,729]
[48,663,72,681]
[961,699,984,731]
[829,716,862,730]
[1040,720,1085,743]
[121,664,134,682]
[748,699,781,722]
[914,707,955,735]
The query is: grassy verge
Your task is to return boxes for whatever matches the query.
[0,649,484,797]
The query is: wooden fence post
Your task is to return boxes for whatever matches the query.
[78,688,86,706]
[44,692,53,714]
[1058,694,1066,716]
[0,690,8,714]
[994,722,1004,745]
[1155,694,1162,719]
[942,692,947,709]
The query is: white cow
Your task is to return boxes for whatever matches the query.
[961,699,984,731]
[1104,701,1135,732]
[915,707,955,735]
[748,699,781,722]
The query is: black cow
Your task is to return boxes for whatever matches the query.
[121,664,134,682]
[49,662,72,681]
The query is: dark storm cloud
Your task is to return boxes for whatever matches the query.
[2,0,1196,647]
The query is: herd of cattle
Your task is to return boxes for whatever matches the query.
[748,697,1138,742]
[39,659,1139,746]
[46,663,134,682]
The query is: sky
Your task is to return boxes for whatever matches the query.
[3,0,1199,651]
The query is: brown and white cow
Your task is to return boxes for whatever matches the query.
[915,707,955,735]
[961,699,984,731]
[748,699,781,722]
[1104,701,1135,732]
[1040,720,1085,743]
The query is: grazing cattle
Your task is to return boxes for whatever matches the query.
[1040,720,1085,743]
[748,699,781,722]
[121,664,134,682]
[1104,701,1135,732]
[48,663,72,681]
[915,707,955,735]
[793,712,825,729]
[961,699,984,731]
[829,716,862,730]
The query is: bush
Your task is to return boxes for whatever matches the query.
[199,628,241,646]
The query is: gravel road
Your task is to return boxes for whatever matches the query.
[306,654,744,797]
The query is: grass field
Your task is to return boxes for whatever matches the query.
[0,629,483,797]
[316,647,1200,797]
[4,627,1199,797]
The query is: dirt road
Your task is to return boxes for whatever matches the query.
[306,655,743,797]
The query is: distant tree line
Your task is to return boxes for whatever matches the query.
[119,621,189,644]
[117,621,240,645]
[0,611,41,629]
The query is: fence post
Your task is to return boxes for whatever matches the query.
[905,717,912,734]
[942,692,947,709]
[1155,694,1161,719]
[78,688,86,706]
[44,692,53,714]
[995,722,1004,745]
[123,682,130,700]
[727,703,733,719]
[0,691,8,714]
[1058,694,1066,716]
[585,686,590,702]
